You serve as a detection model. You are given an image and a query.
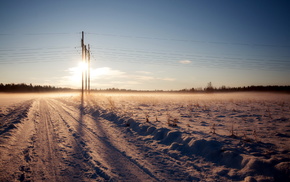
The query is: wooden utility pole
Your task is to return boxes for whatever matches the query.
[85,45,87,92]
[81,31,91,94]
[88,44,90,93]
[81,31,85,95]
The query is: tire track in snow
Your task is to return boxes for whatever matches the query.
[25,98,111,181]
[29,99,63,181]
[0,96,158,181]
[49,98,158,181]
[15,98,91,182]
[45,99,112,181]
[0,99,35,181]
[0,99,33,136]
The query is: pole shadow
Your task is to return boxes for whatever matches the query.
[79,91,84,137]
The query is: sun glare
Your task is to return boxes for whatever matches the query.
[67,62,88,86]
[78,61,88,71]
[67,62,117,88]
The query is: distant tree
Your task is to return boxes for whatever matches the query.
[0,83,72,92]
[205,82,214,92]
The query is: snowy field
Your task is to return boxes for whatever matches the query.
[0,92,290,181]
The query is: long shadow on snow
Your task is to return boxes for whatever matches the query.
[100,112,201,181]
[72,93,111,181]
[101,112,290,181]
[90,110,159,181]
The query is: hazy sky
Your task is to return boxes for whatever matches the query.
[1,0,290,90]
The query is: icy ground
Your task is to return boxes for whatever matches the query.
[0,92,290,182]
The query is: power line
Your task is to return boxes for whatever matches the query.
[1,46,288,72]
[89,45,290,59]
[0,32,79,36]
[90,55,289,71]
[0,46,79,64]
[1,31,289,49]
[89,48,290,71]
[86,32,290,48]
[0,33,289,72]
[0,46,75,51]
[1,31,290,49]
[89,46,290,64]
[1,45,289,66]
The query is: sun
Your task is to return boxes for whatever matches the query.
[78,61,88,72]
[66,62,88,86]
[66,62,116,88]
[74,61,88,76]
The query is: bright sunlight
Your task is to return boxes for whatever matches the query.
[78,61,88,72]
[65,62,120,88]
[66,62,88,86]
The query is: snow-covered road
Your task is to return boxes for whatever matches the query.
[0,96,159,181]
[1,93,290,181]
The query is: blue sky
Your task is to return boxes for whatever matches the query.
[1,0,290,90]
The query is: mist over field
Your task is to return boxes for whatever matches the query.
[1,92,290,181]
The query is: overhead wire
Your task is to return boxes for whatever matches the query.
[88,46,290,71]
[89,45,290,60]
[1,44,289,71]
[1,31,290,48]
[0,32,80,36]
[90,46,290,62]
[0,50,78,64]
[86,32,290,48]
[0,32,289,71]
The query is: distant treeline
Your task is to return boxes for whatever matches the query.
[180,85,290,93]
[0,83,72,92]
[1,83,290,93]
[96,85,290,93]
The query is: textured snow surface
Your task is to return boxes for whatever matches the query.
[0,92,290,182]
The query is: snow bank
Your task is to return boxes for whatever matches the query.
[0,100,32,136]
[95,100,290,181]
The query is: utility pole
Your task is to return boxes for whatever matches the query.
[81,31,91,94]
[84,45,87,92]
[88,44,90,93]
[81,31,85,95]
